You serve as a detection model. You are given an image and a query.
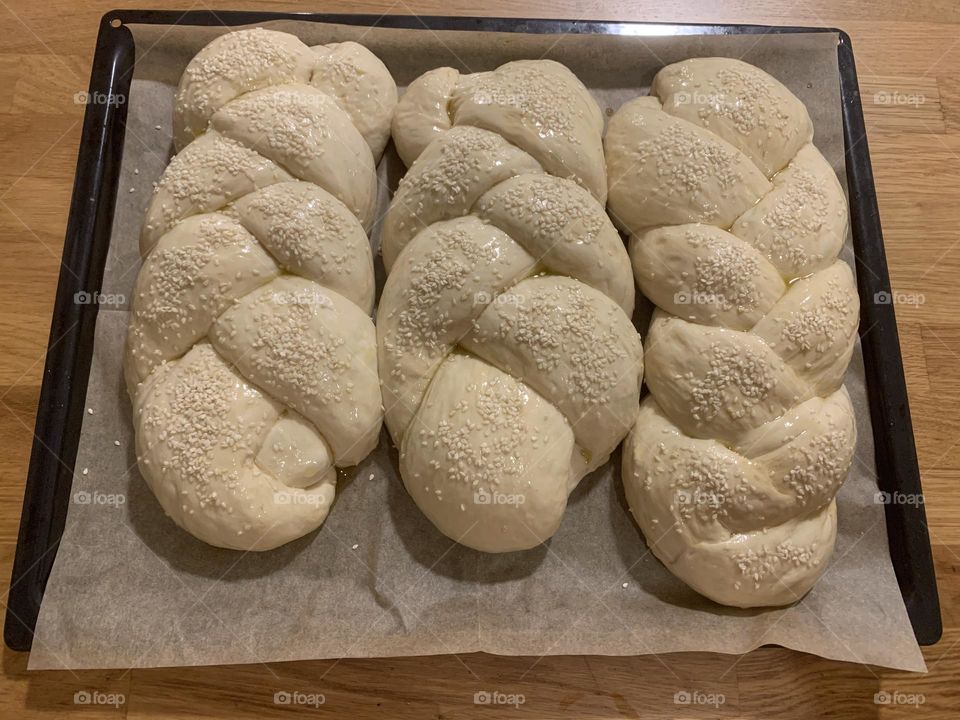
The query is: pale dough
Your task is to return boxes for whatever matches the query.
[381,60,641,553]
[608,57,858,607]
[128,30,394,551]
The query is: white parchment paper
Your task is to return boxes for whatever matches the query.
[28,20,926,672]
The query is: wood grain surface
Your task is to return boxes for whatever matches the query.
[1,1,959,717]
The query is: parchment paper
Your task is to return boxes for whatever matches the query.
[28,20,926,672]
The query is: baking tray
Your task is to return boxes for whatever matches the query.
[4,10,942,653]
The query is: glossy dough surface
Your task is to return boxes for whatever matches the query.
[607,57,859,607]
[382,60,642,552]
[126,29,396,551]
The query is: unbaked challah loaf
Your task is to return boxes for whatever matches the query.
[125,29,396,551]
[607,58,859,606]
[381,60,642,553]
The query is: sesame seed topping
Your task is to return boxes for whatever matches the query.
[614,58,857,606]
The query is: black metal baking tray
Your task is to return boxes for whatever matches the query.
[4,10,941,653]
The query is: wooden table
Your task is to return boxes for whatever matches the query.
[2,1,958,717]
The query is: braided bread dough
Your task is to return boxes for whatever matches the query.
[608,58,859,606]
[125,29,396,551]
[381,60,642,553]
